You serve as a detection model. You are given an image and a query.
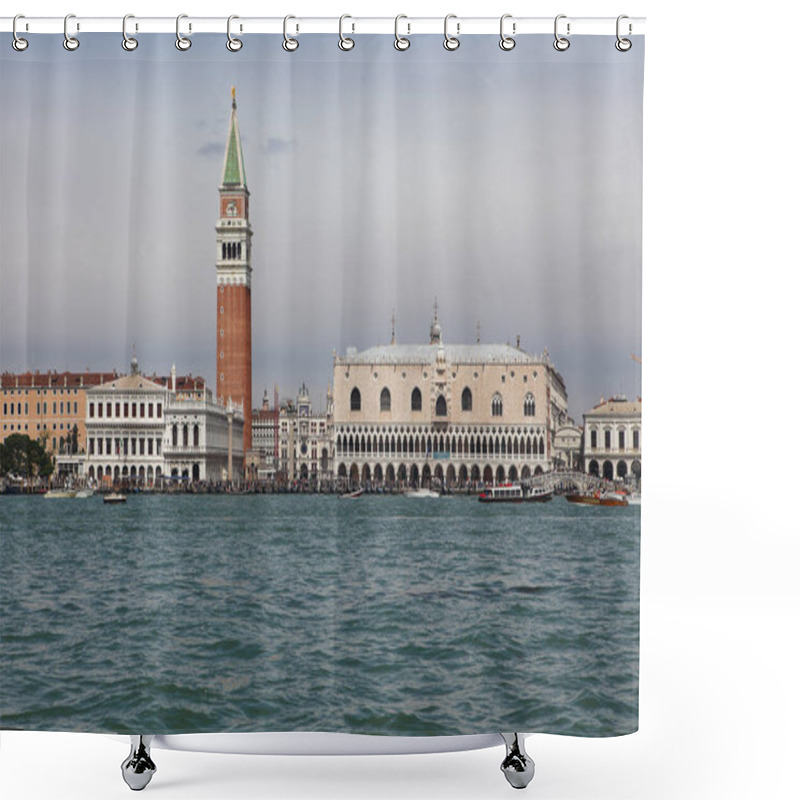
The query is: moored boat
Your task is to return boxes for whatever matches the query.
[339,488,364,499]
[103,492,127,504]
[44,489,78,499]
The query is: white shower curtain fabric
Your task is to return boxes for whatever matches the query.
[0,31,643,737]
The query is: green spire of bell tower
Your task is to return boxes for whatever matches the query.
[221,87,247,187]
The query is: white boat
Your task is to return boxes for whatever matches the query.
[479,483,553,503]
[405,488,440,498]
[339,488,364,499]
[626,493,641,505]
[44,489,77,499]
[75,488,96,498]
[103,492,127,504]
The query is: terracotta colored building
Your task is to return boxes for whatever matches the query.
[216,88,253,455]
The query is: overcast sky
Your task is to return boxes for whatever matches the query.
[0,33,642,420]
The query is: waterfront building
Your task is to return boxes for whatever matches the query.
[251,389,280,481]
[1,369,116,456]
[278,384,333,483]
[582,396,641,482]
[331,309,569,488]
[216,87,253,457]
[84,354,243,485]
[553,423,583,471]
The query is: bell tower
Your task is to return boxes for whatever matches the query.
[216,87,253,454]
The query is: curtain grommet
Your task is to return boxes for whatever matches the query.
[12,15,28,51]
[282,15,299,51]
[226,15,243,52]
[553,15,570,51]
[175,14,192,51]
[499,14,516,51]
[63,13,80,51]
[444,14,460,51]
[338,15,355,51]
[121,14,138,51]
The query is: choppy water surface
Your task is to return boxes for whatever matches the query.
[0,494,639,736]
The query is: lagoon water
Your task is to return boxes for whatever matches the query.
[0,494,639,736]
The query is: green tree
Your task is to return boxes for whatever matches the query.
[0,434,53,478]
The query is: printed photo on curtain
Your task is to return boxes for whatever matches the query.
[0,21,643,773]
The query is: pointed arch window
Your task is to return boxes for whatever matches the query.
[524,392,535,417]
[461,387,472,412]
[350,387,361,412]
[411,387,422,411]
[492,393,503,417]
[380,387,391,412]
[435,395,447,417]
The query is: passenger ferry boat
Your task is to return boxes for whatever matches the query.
[478,484,553,504]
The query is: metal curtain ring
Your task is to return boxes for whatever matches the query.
[444,14,460,51]
[63,13,79,51]
[282,15,299,51]
[227,15,243,51]
[615,15,632,51]
[553,14,570,51]
[122,14,138,51]
[499,14,515,51]
[12,14,28,51]
[176,14,191,50]
[394,14,410,51]
[339,14,354,51]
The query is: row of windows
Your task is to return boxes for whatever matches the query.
[2,388,80,396]
[89,401,162,419]
[171,424,200,448]
[2,422,73,432]
[3,401,78,416]
[336,432,547,458]
[589,429,641,450]
[352,387,536,417]
[88,437,162,457]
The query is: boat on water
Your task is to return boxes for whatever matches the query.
[75,488,96,498]
[626,493,641,505]
[406,487,440,498]
[103,492,127,504]
[44,489,78,499]
[566,491,628,507]
[478,483,553,503]
[339,488,364,499]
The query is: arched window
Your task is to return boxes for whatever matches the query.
[411,387,422,411]
[350,387,361,411]
[492,393,503,417]
[380,387,391,412]
[523,392,535,417]
[461,387,473,412]
[436,395,447,417]
[193,424,199,447]
[172,424,178,446]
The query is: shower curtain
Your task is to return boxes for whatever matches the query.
[0,25,643,741]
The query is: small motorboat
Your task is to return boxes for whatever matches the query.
[339,488,364,499]
[103,492,127,504]
[44,489,77,499]
[405,488,440,498]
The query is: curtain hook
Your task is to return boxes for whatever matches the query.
[339,14,355,51]
[553,14,570,52]
[122,14,138,51]
[282,15,299,51]
[226,15,243,51]
[499,14,516,51]
[394,14,410,51]
[615,15,632,51]
[444,14,460,51]
[175,14,191,51]
[63,13,79,51]
[12,14,29,51]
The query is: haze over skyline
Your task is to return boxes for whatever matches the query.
[0,33,643,421]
